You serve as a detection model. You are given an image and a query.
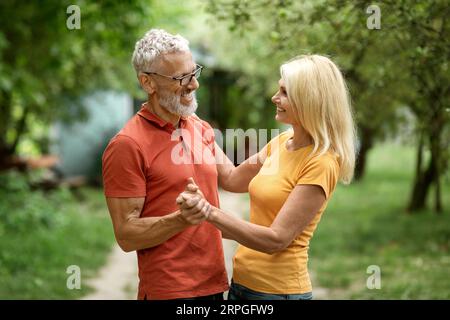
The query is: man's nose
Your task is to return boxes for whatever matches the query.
[186,76,199,90]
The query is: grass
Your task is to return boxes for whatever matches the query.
[0,187,115,299]
[309,143,450,299]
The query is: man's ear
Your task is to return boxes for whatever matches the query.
[138,73,156,95]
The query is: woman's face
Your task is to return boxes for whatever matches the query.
[271,79,297,125]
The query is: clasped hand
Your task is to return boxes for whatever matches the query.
[176,178,212,225]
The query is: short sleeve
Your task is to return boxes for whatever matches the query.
[199,119,216,156]
[296,155,339,199]
[102,134,147,198]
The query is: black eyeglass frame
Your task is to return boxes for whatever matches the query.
[143,64,203,86]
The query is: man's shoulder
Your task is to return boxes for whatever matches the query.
[116,113,161,144]
[188,113,214,130]
[105,113,152,151]
[105,133,142,156]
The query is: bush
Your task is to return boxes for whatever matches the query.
[0,170,72,233]
[0,180,115,299]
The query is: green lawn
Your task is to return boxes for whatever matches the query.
[309,143,450,299]
[0,183,115,299]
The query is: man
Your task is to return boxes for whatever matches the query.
[102,29,228,300]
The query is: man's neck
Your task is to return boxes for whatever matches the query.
[146,99,180,127]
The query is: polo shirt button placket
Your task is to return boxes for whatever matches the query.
[179,131,191,160]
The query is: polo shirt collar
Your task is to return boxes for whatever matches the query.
[137,103,188,129]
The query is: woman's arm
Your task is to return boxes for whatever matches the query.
[207,184,326,254]
[215,142,268,193]
[220,230,234,240]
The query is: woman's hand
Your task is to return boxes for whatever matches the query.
[176,178,211,225]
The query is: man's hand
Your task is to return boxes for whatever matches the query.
[176,178,211,225]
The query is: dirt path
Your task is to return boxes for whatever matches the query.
[217,190,248,284]
[81,189,329,299]
[82,244,138,300]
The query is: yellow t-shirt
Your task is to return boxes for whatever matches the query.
[232,131,340,294]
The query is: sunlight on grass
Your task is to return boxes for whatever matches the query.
[309,142,450,299]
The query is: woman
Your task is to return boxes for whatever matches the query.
[178,54,356,300]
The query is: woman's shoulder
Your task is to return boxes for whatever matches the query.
[278,129,293,141]
[262,130,291,156]
[306,149,340,171]
[267,129,292,146]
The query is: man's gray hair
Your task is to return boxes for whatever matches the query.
[131,29,190,75]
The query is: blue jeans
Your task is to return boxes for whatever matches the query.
[228,281,313,300]
[173,292,224,300]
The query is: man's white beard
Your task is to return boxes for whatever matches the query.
[159,91,198,117]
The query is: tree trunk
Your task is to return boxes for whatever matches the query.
[0,91,31,171]
[407,109,444,213]
[0,89,13,170]
[435,173,442,214]
[354,126,374,181]
[433,128,443,214]
[407,152,436,212]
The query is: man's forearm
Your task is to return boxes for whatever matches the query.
[117,210,189,252]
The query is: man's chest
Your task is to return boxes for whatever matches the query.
[142,137,217,193]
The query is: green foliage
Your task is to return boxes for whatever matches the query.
[0,171,72,232]
[0,186,114,299]
[204,0,407,137]
[0,0,154,156]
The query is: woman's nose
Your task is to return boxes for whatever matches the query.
[271,94,278,104]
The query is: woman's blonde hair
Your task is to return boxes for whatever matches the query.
[280,54,356,184]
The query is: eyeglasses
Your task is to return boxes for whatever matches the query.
[143,64,203,86]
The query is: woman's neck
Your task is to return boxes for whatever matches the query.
[287,124,313,151]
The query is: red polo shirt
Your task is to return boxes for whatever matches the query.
[102,104,228,299]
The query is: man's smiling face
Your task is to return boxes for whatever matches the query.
[154,51,199,116]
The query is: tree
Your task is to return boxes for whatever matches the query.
[0,0,152,169]
[205,0,405,180]
[378,0,450,213]
[205,0,449,212]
